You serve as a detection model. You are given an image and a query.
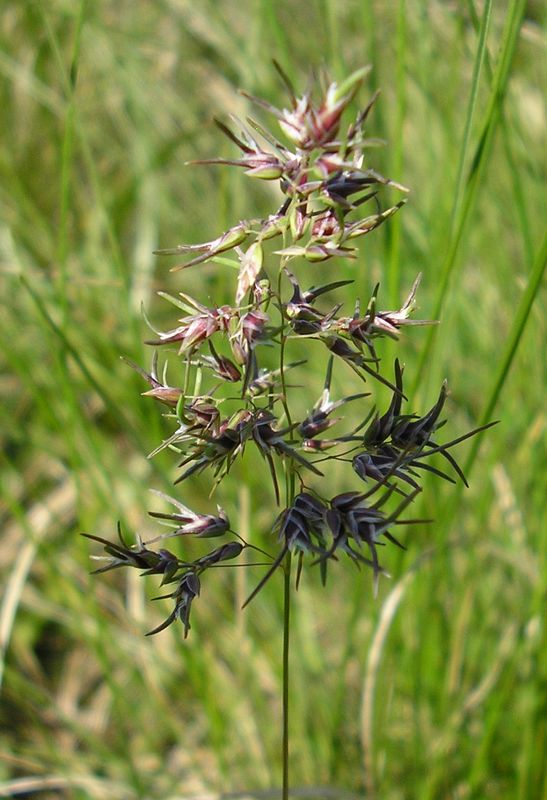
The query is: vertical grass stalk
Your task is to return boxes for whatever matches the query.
[282,551,292,800]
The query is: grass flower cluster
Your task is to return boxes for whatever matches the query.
[87,65,493,637]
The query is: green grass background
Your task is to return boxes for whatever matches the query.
[0,1,545,798]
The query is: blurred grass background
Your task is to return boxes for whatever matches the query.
[0,1,545,798]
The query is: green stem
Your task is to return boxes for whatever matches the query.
[463,230,547,479]
[282,550,292,800]
[411,0,523,396]
[277,250,295,798]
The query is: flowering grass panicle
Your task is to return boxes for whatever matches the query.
[86,64,494,641]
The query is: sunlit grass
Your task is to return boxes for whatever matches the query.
[0,2,545,798]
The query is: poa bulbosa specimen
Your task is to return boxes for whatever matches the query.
[85,64,495,796]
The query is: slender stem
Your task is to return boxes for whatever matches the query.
[280,307,296,797]
[278,208,297,799]
[282,550,292,800]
